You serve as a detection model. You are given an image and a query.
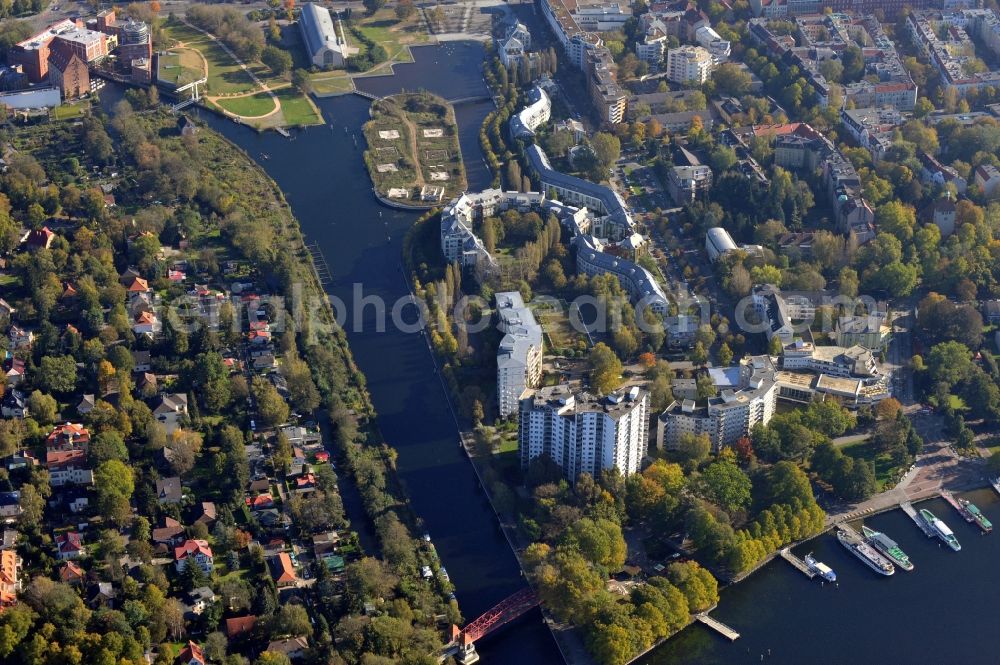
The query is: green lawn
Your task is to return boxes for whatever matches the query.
[52,103,88,120]
[274,87,322,126]
[309,71,354,96]
[162,19,256,95]
[842,441,900,491]
[215,92,277,117]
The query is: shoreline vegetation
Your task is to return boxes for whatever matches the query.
[191,114,466,628]
[0,104,458,665]
[362,92,467,206]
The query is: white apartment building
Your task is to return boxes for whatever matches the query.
[520,385,649,482]
[509,85,552,138]
[781,340,881,379]
[665,45,715,84]
[496,292,543,418]
[657,356,778,452]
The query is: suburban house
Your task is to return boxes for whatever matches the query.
[174,539,214,574]
[47,449,93,487]
[266,636,309,661]
[975,163,1000,198]
[0,550,18,610]
[176,641,206,665]
[46,423,91,451]
[2,356,25,386]
[151,393,189,434]
[225,615,257,638]
[270,552,297,587]
[155,477,183,504]
[59,560,85,586]
[152,517,186,549]
[1,389,26,418]
[55,531,84,560]
[0,492,22,519]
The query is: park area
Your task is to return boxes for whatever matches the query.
[160,17,321,129]
[362,92,465,204]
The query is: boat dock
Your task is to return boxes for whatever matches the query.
[901,502,936,537]
[941,491,973,522]
[838,523,863,544]
[695,610,740,641]
[779,548,816,579]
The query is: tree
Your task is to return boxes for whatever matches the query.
[90,431,128,464]
[95,460,134,526]
[270,604,311,637]
[345,558,398,602]
[591,132,621,171]
[395,0,415,19]
[674,432,711,471]
[28,391,58,425]
[38,355,77,393]
[253,377,290,427]
[261,45,292,75]
[362,0,385,15]
[589,343,623,394]
[712,63,753,96]
[696,458,752,514]
[666,561,718,613]
[717,342,733,367]
[565,518,627,571]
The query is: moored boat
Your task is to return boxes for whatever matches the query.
[991,477,1000,496]
[836,528,895,576]
[959,499,993,533]
[861,525,915,571]
[804,554,837,582]
[920,508,961,551]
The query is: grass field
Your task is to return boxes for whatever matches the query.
[155,48,205,88]
[52,102,88,120]
[273,87,322,127]
[215,92,277,117]
[310,72,354,96]
[162,19,255,95]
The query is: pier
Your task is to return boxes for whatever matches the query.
[901,502,936,537]
[941,491,973,522]
[695,609,740,641]
[779,548,816,579]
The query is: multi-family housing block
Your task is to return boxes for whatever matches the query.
[519,385,649,481]
[495,292,544,418]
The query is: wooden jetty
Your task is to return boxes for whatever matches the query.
[695,609,740,641]
[901,501,935,537]
[779,547,816,579]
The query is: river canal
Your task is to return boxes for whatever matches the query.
[190,41,562,663]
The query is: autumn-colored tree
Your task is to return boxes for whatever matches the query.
[150,0,160,13]
[638,352,656,369]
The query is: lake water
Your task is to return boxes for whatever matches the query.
[638,492,1000,664]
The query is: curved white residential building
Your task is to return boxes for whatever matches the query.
[510,86,552,138]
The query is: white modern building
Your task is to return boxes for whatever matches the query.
[299,3,354,68]
[665,45,715,84]
[509,85,552,138]
[657,355,778,452]
[705,227,737,262]
[496,292,543,418]
[497,20,532,69]
[520,385,649,481]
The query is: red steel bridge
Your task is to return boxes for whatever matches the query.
[443,588,540,663]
